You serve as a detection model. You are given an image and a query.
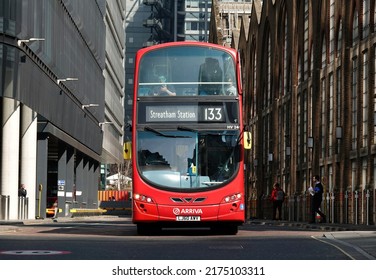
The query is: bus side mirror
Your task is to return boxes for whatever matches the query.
[123,141,132,160]
[243,131,252,150]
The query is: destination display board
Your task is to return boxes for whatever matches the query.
[137,102,239,124]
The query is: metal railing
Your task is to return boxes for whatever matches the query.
[18,196,29,220]
[251,189,376,225]
[0,196,29,220]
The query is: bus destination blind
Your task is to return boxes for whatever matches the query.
[145,105,225,123]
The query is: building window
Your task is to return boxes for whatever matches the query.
[329,73,334,156]
[298,93,301,162]
[309,85,313,142]
[336,67,342,154]
[352,57,358,150]
[353,10,359,47]
[321,78,326,158]
[362,51,369,147]
[363,0,370,38]
[337,19,343,56]
[267,35,271,106]
[374,46,376,142]
[322,38,327,69]
[336,67,342,123]
[351,161,356,191]
[328,165,333,192]
[362,158,367,190]
[283,14,288,95]
[253,48,257,117]
[303,90,308,162]
[304,0,309,79]
[329,0,335,63]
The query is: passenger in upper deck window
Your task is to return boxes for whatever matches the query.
[150,75,176,96]
[225,77,237,96]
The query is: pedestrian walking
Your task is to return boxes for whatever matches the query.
[270,182,284,220]
[309,175,326,223]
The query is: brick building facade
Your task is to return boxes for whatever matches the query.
[211,0,376,225]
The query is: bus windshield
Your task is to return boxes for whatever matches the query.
[138,46,237,96]
[137,129,240,190]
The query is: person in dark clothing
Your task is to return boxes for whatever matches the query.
[270,182,284,220]
[309,175,326,223]
[18,184,27,197]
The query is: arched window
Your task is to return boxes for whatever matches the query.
[304,0,309,78]
[363,0,370,38]
[337,19,343,56]
[322,38,327,69]
[353,10,359,46]
[329,0,335,63]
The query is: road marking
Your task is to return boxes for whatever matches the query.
[311,236,356,260]
[0,250,71,255]
[312,235,375,260]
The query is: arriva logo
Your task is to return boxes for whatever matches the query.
[173,208,203,215]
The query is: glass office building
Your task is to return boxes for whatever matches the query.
[0,0,107,219]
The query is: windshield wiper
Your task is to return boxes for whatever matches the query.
[144,126,191,138]
[177,126,197,132]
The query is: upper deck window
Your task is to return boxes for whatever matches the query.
[138,46,237,97]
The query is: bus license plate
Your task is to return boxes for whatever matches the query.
[176,216,201,221]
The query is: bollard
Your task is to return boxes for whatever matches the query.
[331,192,335,224]
[355,190,359,225]
[302,193,307,222]
[65,201,72,217]
[366,189,370,226]
[0,195,10,220]
[296,195,300,222]
[0,195,3,220]
[345,190,348,224]
[326,193,330,221]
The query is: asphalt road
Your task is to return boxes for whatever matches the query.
[0,216,375,260]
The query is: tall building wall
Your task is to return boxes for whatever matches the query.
[102,0,126,163]
[0,0,106,219]
[210,0,376,225]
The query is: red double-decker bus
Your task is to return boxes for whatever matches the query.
[132,41,251,235]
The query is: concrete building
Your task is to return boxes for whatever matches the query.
[101,1,126,186]
[0,0,124,220]
[210,0,376,225]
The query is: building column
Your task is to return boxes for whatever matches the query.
[75,152,84,207]
[1,98,20,220]
[57,144,67,217]
[36,134,48,219]
[81,157,89,208]
[87,161,100,209]
[65,147,75,215]
[20,104,37,219]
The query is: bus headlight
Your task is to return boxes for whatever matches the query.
[134,193,154,203]
[222,193,242,203]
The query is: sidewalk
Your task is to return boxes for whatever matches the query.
[248,219,376,259]
[247,218,376,231]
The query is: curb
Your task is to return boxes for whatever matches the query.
[247,219,376,231]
